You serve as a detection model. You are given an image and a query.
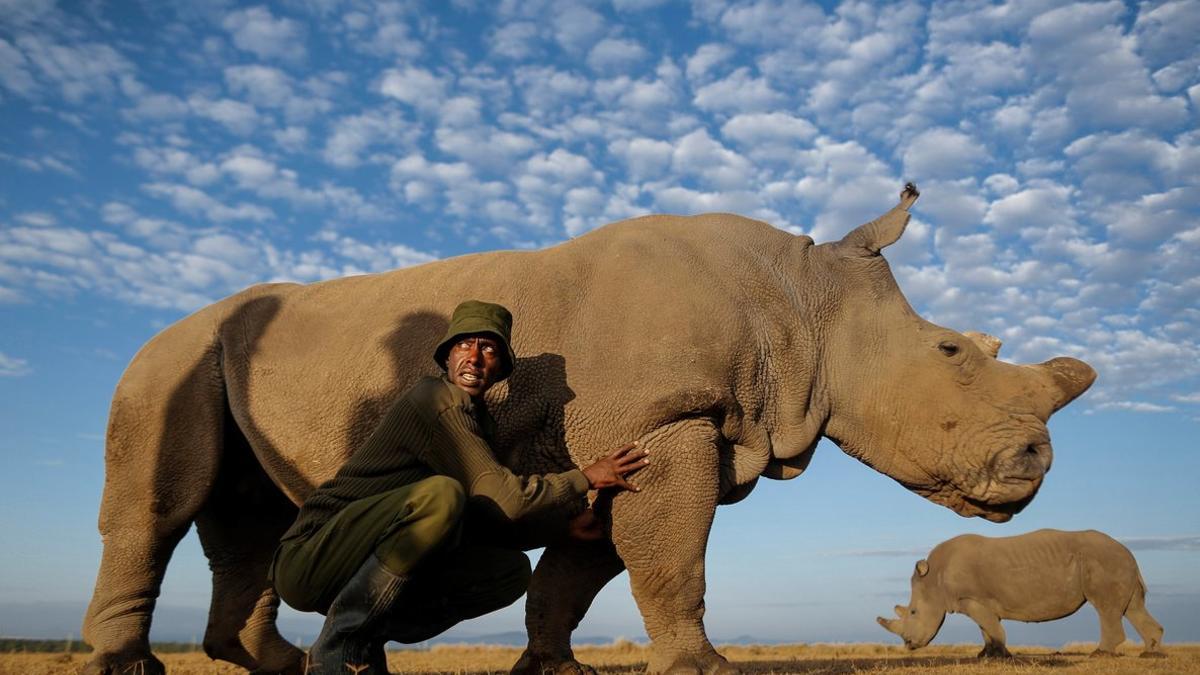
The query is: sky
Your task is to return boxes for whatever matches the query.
[1,0,1199,652]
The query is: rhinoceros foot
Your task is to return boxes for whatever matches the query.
[510,650,598,675]
[81,651,166,675]
[1139,650,1168,659]
[976,644,1012,659]
[657,653,739,675]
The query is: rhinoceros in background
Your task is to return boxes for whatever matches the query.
[82,184,1096,675]
[877,529,1166,658]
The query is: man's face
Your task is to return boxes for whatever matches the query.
[445,333,505,398]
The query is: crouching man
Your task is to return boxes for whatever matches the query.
[271,299,647,674]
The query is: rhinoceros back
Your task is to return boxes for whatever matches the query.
[201,214,802,502]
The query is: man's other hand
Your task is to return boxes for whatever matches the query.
[582,441,649,492]
[567,508,604,541]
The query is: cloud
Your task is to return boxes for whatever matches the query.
[142,182,273,223]
[0,352,32,377]
[187,95,260,135]
[902,127,988,181]
[693,67,785,113]
[0,205,438,312]
[983,184,1076,233]
[379,66,449,114]
[322,110,416,168]
[671,128,755,191]
[222,6,307,63]
[224,65,333,121]
[1118,534,1200,551]
[685,43,734,83]
[609,137,674,182]
[1026,1,1189,133]
[587,38,649,73]
[552,5,607,54]
[1094,401,1177,413]
[3,33,133,102]
[489,21,542,60]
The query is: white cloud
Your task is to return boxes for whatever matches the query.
[1,205,438,312]
[142,182,273,223]
[983,184,1075,233]
[322,110,415,168]
[671,128,755,191]
[5,34,133,102]
[15,212,57,227]
[187,95,260,135]
[489,21,542,60]
[609,137,673,182]
[693,67,785,113]
[1026,1,1189,133]
[611,0,669,10]
[0,351,31,377]
[0,37,37,96]
[685,43,734,82]
[902,127,988,181]
[379,66,449,114]
[713,0,827,47]
[720,112,818,163]
[552,5,607,54]
[222,6,307,63]
[587,38,649,73]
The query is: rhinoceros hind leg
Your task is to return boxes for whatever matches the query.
[1125,586,1165,657]
[195,421,303,674]
[609,420,734,675]
[512,539,625,675]
[83,342,227,675]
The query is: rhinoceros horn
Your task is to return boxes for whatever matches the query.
[964,331,1002,358]
[1031,357,1098,413]
[837,182,920,255]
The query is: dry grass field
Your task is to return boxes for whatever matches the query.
[3,642,1198,675]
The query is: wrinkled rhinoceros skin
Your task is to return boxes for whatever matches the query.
[82,185,1095,675]
[878,529,1166,659]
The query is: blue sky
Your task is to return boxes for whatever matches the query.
[1,0,1198,649]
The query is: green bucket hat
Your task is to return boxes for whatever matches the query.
[434,299,517,380]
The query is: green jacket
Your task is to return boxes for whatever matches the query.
[282,375,589,544]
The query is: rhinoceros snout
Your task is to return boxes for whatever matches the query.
[1006,441,1053,477]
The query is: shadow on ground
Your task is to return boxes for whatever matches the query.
[403,653,1079,674]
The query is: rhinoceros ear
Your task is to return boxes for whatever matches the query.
[915,559,929,577]
[964,331,1002,358]
[836,182,920,256]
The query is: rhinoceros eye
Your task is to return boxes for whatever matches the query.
[937,341,960,357]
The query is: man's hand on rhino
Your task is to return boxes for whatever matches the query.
[582,441,648,492]
[567,508,604,541]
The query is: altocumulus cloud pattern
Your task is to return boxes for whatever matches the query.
[1,0,1198,414]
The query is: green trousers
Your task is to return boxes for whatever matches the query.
[272,475,531,641]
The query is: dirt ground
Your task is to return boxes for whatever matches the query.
[3,642,1197,675]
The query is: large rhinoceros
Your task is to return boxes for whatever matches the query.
[82,184,1095,675]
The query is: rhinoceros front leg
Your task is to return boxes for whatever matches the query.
[960,599,1011,659]
[512,539,626,675]
[610,419,734,675]
[193,445,304,674]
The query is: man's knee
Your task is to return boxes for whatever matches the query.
[409,475,466,528]
[491,549,532,607]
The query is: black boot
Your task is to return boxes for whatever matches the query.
[306,555,407,674]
